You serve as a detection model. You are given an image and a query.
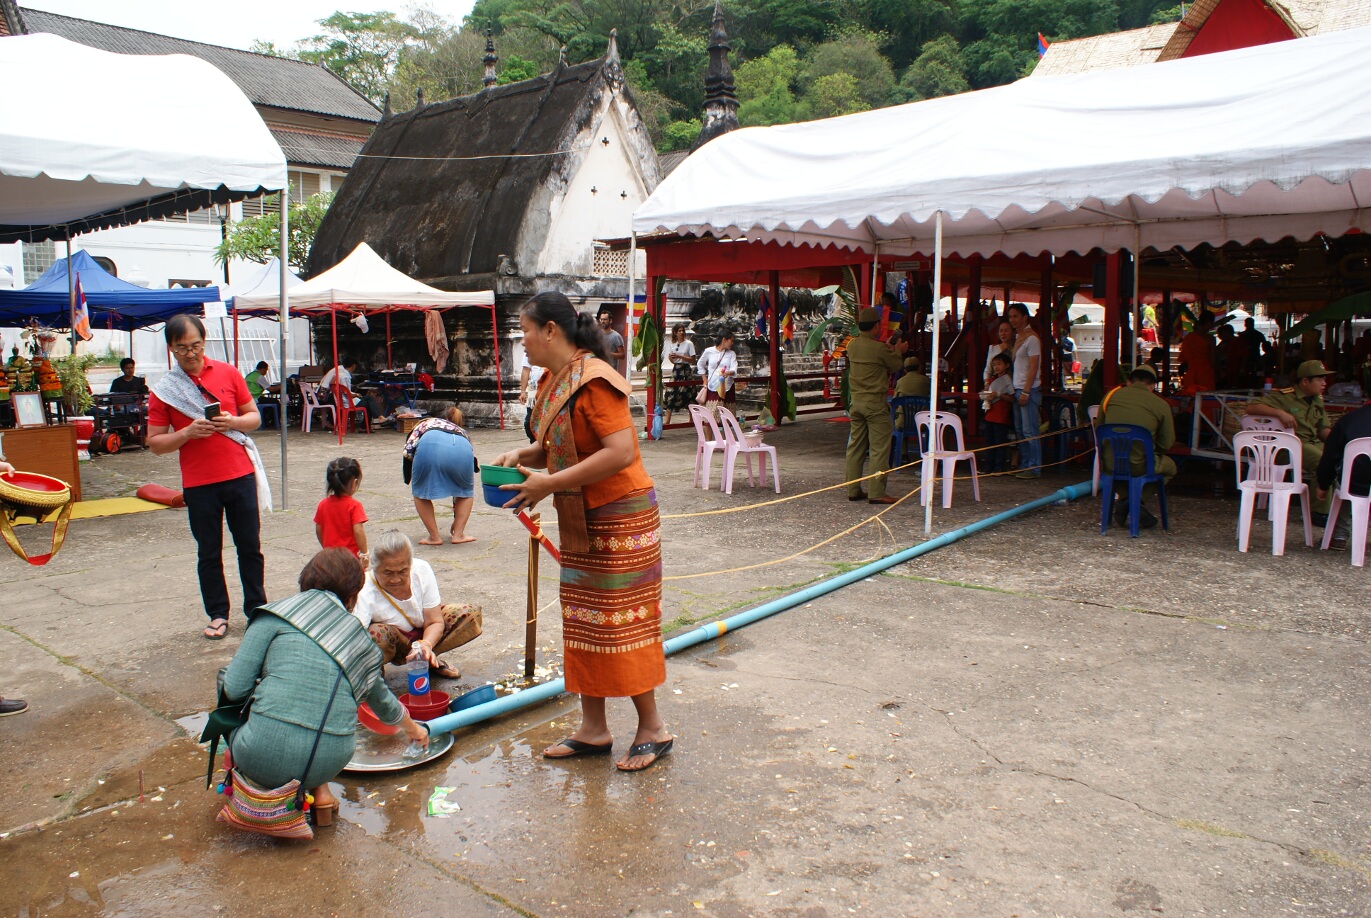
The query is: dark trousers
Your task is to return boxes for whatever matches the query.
[984,421,1011,472]
[183,473,266,621]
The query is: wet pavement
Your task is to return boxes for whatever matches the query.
[2,415,1369,915]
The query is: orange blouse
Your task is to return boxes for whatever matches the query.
[565,378,653,509]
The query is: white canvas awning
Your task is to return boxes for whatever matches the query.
[0,33,287,240]
[633,25,1371,257]
[233,242,494,313]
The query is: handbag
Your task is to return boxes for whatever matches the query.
[213,668,346,840]
[694,386,709,405]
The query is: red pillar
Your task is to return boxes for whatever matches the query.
[768,271,782,424]
[644,274,658,436]
[1103,252,1121,390]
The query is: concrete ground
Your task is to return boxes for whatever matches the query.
[2,411,1368,917]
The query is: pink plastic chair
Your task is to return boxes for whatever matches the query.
[1239,414,1294,511]
[717,408,780,494]
[299,381,336,433]
[688,404,726,490]
[1320,436,1371,567]
[915,410,980,508]
[1233,430,1312,556]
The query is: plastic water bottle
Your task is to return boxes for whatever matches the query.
[407,655,430,699]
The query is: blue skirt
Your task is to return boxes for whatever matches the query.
[410,431,475,500]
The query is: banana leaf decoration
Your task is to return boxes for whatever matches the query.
[1281,290,1371,339]
[803,282,859,355]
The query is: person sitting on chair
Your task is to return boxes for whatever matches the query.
[321,357,368,426]
[1098,364,1176,530]
[245,361,281,399]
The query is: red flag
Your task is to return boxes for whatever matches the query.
[72,273,92,341]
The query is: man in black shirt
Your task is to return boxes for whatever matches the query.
[109,358,147,396]
[1315,402,1371,552]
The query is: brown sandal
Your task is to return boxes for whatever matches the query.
[311,801,338,827]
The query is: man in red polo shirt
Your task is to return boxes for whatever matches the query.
[148,315,266,640]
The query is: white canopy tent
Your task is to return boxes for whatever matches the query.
[0,33,292,505]
[633,24,1371,258]
[235,242,499,442]
[634,25,1371,530]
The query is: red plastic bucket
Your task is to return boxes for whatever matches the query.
[357,703,400,735]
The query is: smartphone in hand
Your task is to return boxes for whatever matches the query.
[203,402,221,421]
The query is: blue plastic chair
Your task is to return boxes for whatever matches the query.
[1097,422,1170,538]
[888,395,930,468]
[256,400,280,429]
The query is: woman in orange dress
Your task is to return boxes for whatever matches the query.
[493,292,672,772]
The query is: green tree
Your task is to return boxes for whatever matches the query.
[498,54,541,82]
[298,11,419,105]
[864,0,957,70]
[214,193,335,271]
[806,72,867,118]
[801,30,895,109]
[894,34,968,102]
[640,22,709,117]
[661,118,703,151]
[1147,3,1182,24]
[735,44,803,126]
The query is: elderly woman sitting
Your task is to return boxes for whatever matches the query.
[353,529,483,678]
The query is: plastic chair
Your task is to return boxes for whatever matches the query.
[717,407,780,494]
[888,395,929,468]
[1240,414,1293,432]
[688,404,726,490]
[915,410,980,508]
[299,381,336,433]
[1042,395,1076,468]
[339,390,371,434]
[1232,430,1312,556]
[1097,423,1170,537]
[256,400,280,429]
[1087,405,1100,496]
[1320,436,1371,567]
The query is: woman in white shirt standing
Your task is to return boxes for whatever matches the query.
[696,331,738,412]
[352,530,483,680]
[660,323,698,426]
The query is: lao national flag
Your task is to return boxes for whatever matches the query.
[72,274,92,341]
[755,290,770,338]
[1037,33,1050,57]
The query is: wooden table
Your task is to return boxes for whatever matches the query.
[0,424,81,500]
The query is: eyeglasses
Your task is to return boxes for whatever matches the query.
[170,342,205,356]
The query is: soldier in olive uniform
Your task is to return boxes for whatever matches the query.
[1244,359,1333,517]
[1099,364,1176,529]
[845,307,905,504]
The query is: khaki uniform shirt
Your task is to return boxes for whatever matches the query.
[1101,384,1175,469]
[1256,388,1329,446]
[846,332,903,403]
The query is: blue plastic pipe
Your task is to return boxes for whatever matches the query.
[422,480,1093,737]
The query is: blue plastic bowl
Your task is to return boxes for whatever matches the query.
[450,683,497,712]
[482,482,512,508]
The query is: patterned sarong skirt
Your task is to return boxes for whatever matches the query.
[559,488,666,698]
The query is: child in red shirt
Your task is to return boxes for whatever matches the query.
[314,457,368,559]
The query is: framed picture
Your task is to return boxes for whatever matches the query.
[12,392,46,427]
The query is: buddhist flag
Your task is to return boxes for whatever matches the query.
[779,294,794,342]
[72,274,92,341]
[1037,33,1051,57]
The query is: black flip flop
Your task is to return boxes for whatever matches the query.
[543,737,614,759]
[617,737,674,772]
[203,619,228,641]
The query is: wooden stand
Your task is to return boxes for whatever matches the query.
[525,511,540,679]
[0,424,81,501]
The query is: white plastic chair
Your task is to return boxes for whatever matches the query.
[915,410,980,508]
[1240,414,1293,432]
[1233,430,1312,556]
[299,381,336,433]
[1087,404,1100,496]
[1320,436,1371,567]
[716,407,780,495]
[687,403,726,490]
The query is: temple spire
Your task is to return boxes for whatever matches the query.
[482,29,498,88]
[691,0,739,152]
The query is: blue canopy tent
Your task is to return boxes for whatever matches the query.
[0,250,220,331]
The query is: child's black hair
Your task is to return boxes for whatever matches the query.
[325,457,362,497]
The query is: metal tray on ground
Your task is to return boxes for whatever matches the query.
[343,727,454,773]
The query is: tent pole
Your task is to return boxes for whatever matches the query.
[386,311,392,368]
[870,243,881,333]
[626,232,637,390]
[331,305,342,446]
[1130,226,1141,370]
[279,188,289,511]
[924,211,944,535]
[66,235,76,355]
[769,270,781,424]
[231,308,239,368]
[491,305,504,430]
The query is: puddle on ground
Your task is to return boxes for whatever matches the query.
[173,710,209,738]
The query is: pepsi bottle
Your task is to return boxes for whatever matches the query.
[407,654,430,699]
